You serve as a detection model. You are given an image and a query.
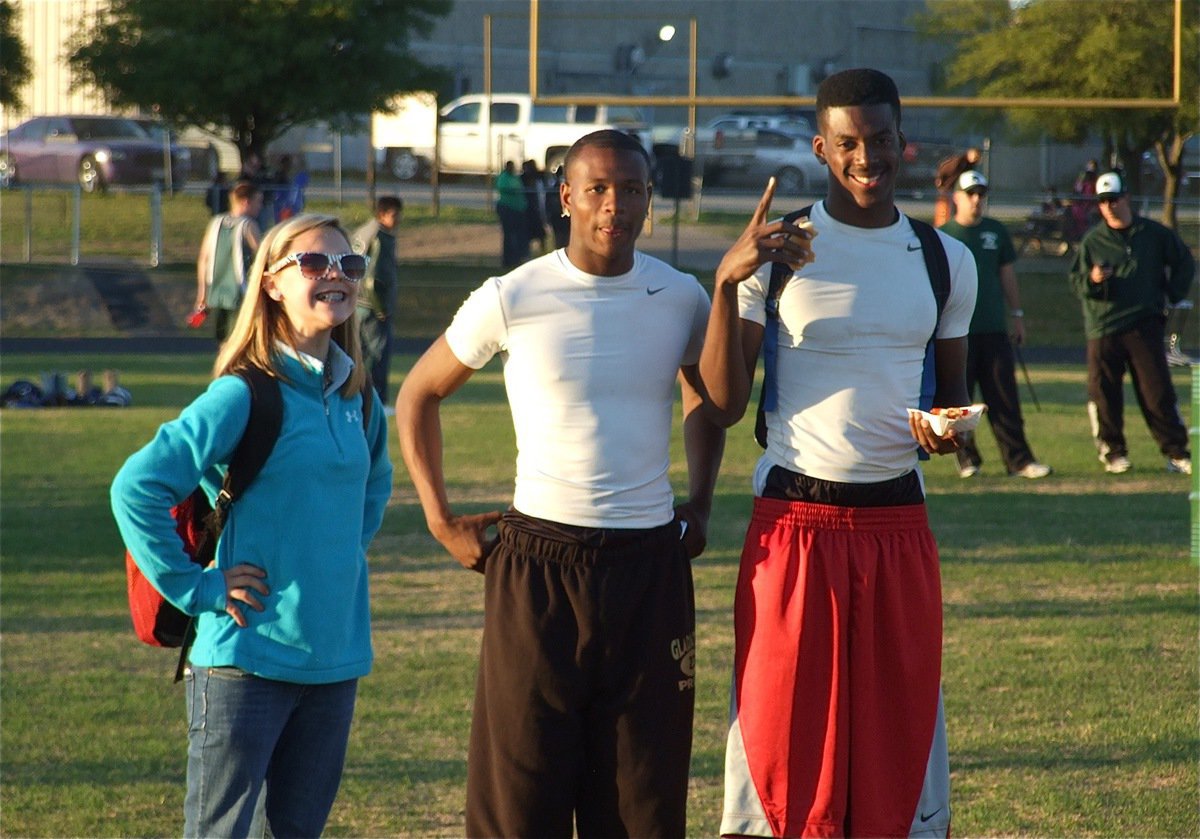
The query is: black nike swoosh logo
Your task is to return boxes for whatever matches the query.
[919,808,943,823]
[647,287,667,295]
[907,244,922,252]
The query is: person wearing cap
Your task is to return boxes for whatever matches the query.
[1069,171,1194,475]
[939,170,1052,479]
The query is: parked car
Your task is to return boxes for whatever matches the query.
[131,118,234,183]
[0,115,191,192]
[703,128,828,195]
[372,92,650,181]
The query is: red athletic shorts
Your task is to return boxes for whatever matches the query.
[721,497,943,838]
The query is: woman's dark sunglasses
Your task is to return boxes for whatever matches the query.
[268,252,369,282]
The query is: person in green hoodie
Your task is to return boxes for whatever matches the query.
[1069,171,1194,475]
[113,214,392,838]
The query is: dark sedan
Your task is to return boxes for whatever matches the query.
[0,115,191,192]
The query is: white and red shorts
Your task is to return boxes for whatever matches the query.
[721,496,949,838]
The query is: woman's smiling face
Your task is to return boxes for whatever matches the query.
[264,226,359,357]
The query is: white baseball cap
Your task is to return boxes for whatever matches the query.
[1095,172,1125,199]
[956,170,988,192]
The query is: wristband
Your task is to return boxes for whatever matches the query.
[1010,309,1024,317]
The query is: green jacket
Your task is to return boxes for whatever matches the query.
[1068,215,1195,339]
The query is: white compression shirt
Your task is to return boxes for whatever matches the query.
[446,249,711,528]
[738,201,978,485]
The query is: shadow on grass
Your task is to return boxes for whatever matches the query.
[945,590,1198,621]
[953,736,1200,771]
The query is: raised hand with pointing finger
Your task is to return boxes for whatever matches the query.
[700,177,815,425]
[714,176,816,288]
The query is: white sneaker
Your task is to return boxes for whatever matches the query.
[1167,457,1192,475]
[1101,454,1132,474]
[958,463,980,478]
[1012,462,1052,479]
[1165,346,1196,367]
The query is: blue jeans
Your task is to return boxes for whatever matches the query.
[184,666,357,839]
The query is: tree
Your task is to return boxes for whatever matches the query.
[0,0,32,110]
[917,0,1198,228]
[67,0,450,165]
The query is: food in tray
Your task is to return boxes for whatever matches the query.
[906,404,987,435]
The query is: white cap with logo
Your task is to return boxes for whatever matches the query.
[1095,172,1125,199]
[956,170,988,192]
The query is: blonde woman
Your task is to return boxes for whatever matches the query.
[113,214,392,837]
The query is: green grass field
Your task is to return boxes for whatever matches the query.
[0,349,1195,837]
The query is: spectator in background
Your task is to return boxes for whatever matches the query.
[353,195,402,404]
[494,160,528,269]
[196,181,263,343]
[544,165,571,250]
[1069,171,1194,476]
[521,159,547,256]
[932,146,981,227]
[238,151,275,232]
[271,154,295,224]
[1070,158,1100,236]
[205,171,230,216]
[939,170,1052,479]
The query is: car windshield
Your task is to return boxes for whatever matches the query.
[69,118,148,140]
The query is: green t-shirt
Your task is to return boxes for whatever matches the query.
[939,216,1016,334]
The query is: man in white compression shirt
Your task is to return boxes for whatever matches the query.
[396,129,725,838]
[700,68,977,838]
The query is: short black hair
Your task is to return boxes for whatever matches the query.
[376,195,403,215]
[563,129,651,180]
[815,68,902,131]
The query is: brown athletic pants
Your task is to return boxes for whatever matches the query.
[465,510,696,839]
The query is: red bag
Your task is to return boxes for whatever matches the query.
[125,491,212,647]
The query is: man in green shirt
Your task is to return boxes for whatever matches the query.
[495,160,528,269]
[939,171,1051,479]
[1068,172,1194,475]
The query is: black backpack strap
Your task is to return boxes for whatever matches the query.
[910,218,951,334]
[755,205,812,449]
[910,218,952,463]
[175,366,283,682]
[217,367,284,521]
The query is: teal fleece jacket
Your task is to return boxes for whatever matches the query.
[112,348,392,683]
[1068,215,1195,340]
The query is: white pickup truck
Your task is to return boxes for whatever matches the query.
[372,93,649,180]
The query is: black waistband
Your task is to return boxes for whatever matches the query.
[761,466,924,507]
[498,509,681,565]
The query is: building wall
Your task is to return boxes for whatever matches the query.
[407,0,948,133]
[5,0,107,126]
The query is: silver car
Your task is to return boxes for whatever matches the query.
[0,115,191,192]
[704,128,828,195]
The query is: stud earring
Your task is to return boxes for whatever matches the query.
[561,210,570,218]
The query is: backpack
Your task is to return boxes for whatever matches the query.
[125,366,282,680]
[754,206,950,450]
[124,367,374,681]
